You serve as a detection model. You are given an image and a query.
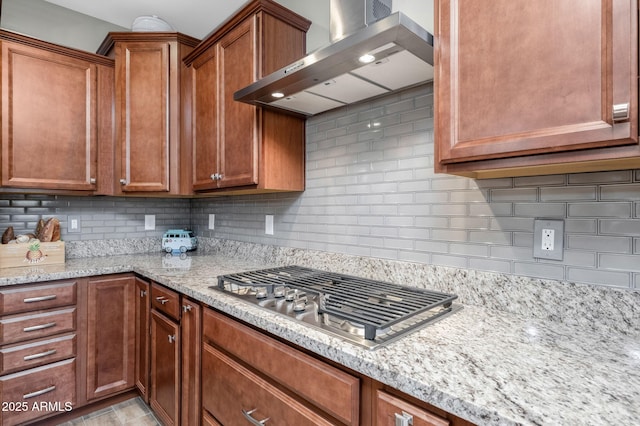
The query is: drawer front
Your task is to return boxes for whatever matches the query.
[376,390,450,426]
[203,308,359,425]
[0,281,77,315]
[0,333,76,375]
[151,283,180,320]
[0,358,75,426]
[0,307,76,345]
[202,344,338,426]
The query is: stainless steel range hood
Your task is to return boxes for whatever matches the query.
[234,1,433,117]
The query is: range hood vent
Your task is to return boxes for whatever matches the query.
[234,1,433,117]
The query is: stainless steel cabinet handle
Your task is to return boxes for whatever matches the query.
[182,304,192,313]
[23,295,57,303]
[23,322,56,332]
[242,408,270,425]
[119,179,127,185]
[168,334,176,343]
[140,290,147,297]
[613,103,630,122]
[23,385,56,399]
[155,296,169,305]
[395,411,414,426]
[90,178,96,184]
[210,173,217,180]
[23,349,57,361]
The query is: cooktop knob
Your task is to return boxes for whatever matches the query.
[274,286,286,298]
[255,287,268,299]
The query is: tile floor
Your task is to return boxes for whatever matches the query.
[55,397,161,426]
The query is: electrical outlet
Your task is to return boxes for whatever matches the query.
[533,219,564,260]
[541,229,554,251]
[265,215,274,235]
[68,215,81,233]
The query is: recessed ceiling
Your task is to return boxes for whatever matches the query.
[43,0,249,39]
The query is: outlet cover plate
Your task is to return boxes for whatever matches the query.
[68,215,81,233]
[533,218,564,260]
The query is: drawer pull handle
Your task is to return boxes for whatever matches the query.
[156,296,169,305]
[395,411,414,426]
[23,385,56,399]
[23,322,56,332]
[23,349,57,361]
[23,295,57,303]
[242,408,270,425]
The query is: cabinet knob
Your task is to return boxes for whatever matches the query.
[394,411,413,426]
[119,179,127,185]
[90,178,96,184]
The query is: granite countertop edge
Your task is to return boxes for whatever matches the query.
[1,254,638,426]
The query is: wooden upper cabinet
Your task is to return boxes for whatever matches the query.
[0,31,114,193]
[98,32,199,195]
[185,0,311,194]
[435,0,639,178]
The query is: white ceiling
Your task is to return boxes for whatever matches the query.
[42,0,249,39]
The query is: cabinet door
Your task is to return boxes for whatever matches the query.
[86,275,135,400]
[181,298,201,426]
[376,390,450,426]
[191,45,220,192]
[435,0,637,167]
[218,18,259,188]
[116,42,170,192]
[134,277,150,402]
[1,41,98,191]
[150,309,180,426]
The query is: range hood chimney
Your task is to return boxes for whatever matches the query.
[234,0,433,117]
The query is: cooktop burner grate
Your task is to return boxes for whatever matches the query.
[217,265,458,342]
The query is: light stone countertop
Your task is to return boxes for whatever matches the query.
[1,253,639,426]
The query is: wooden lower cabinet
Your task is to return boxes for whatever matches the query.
[134,277,151,402]
[86,275,136,401]
[181,298,201,426]
[0,358,76,426]
[150,309,180,426]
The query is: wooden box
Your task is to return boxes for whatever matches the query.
[0,241,65,268]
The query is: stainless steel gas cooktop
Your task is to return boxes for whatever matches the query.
[213,266,460,350]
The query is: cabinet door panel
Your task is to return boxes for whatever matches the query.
[150,309,180,426]
[181,298,201,426]
[192,46,220,191]
[218,18,258,188]
[86,276,135,400]
[134,277,150,402]
[1,42,98,190]
[118,42,170,192]
[436,0,637,164]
